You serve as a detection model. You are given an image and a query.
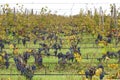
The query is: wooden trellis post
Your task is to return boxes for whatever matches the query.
[31,9,33,15]
[110,4,114,28]
[110,4,118,28]
[13,7,16,21]
[99,7,102,27]
[13,7,16,33]
[99,7,104,31]
[101,9,104,30]
[113,4,118,28]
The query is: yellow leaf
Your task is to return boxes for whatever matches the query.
[9,44,14,49]
[95,68,102,76]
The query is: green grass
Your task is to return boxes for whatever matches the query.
[0,75,85,80]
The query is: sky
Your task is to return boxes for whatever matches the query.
[0,0,120,15]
